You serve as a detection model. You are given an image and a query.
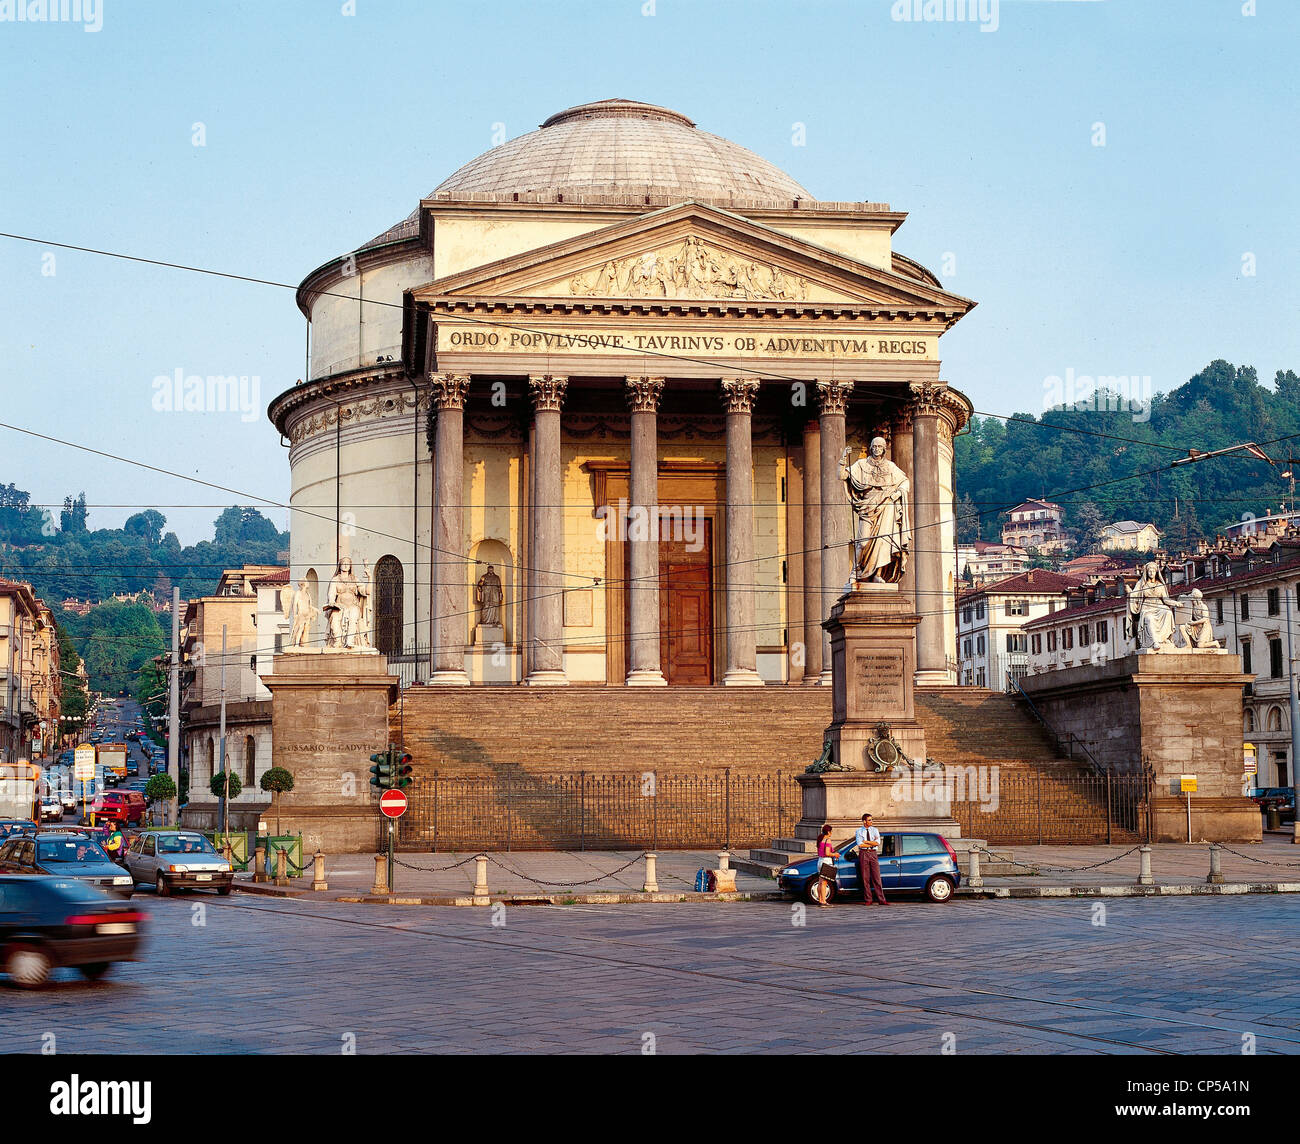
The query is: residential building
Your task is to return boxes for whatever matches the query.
[1001,499,1068,553]
[1099,520,1162,553]
[957,569,1085,690]
[0,580,61,765]
[959,541,1030,584]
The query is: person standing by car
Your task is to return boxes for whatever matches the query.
[813,823,838,907]
[855,813,888,905]
[103,824,125,865]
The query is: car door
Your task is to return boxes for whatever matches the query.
[878,833,902,888]
[131,834,158,882]
[0,881,37,933]
[895,834,939,890]
[835,840,861,895]
[0,840,16,872]
[15,840,38,874]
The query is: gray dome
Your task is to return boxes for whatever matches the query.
[365,99,812,247]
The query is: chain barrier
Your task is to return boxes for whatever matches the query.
[1214,843,1300,870]
[390,853,480,874]
[972,844,1142,874]
[487,852,647,888]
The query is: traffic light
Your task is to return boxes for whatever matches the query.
[369,748,395,790]
[393,749,413,790]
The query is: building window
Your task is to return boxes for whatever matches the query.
[1047,630,1057,652]
[1007,633,1027,653]
[1242,641,1252,674]
[374,556,404,658]
[244,735,256,786]
[963,639,971,658]
[1267,587,1280,616]
[976,635,985,656]
[976,668,986,687]
[1240,595,1250,620]
[1245,708,1256,734]
[1270,638,1283,679]
[1031,634,1041,655]
[1267,706,1284,733]
[1097,620,1108,642]
[1079,624,1090,645]
[962,606,972,624]
[1063,628,1074,650]
[1006,599,1026,616]
[976,602,985,620]
[1216,598,1224,624]
[274,633,284,654]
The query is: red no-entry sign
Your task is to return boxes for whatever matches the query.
[379,789,408,818]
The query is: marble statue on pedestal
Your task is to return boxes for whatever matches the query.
[324,556,369,650]
[1127,562,1177,652]
[286,579,317,649]
[1176,588,1223,650]
[838,437,910,585]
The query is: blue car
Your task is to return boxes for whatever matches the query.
[778,831,961,904]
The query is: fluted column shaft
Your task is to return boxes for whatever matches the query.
[430,373,471,685]
[625,377,667,686]
[721,378,763,686]
[911,385,947,683]
[816,380,854,683]
[800,418,823,684]
[890,408,916,608]
[526,375,568,685]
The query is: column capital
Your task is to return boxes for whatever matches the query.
[625,376,665,413]
[428,373,471,410]
[907,381,971,434]
[528,374,568,412]
[815,379,854,416]
[720,377,761,414]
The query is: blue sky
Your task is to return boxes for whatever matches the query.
[2,0,1296,544]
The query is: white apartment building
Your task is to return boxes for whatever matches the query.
[1001,499,1069,553]
[957,569,1084,690]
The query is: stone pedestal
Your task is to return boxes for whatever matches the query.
[1020,652,1261,843]
[795,772,958,844]
[823,585,927,768]
[260,652,399,853]
[472,624,504,647]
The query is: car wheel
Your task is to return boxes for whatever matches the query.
[79,962,112,981]
[6,944,53,989]
[217,884,232,896]
[804,878,836,906]
[925,875,955,903]
[155,873,170,897]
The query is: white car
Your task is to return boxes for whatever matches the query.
[38,797,63,823]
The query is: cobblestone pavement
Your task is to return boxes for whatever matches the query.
[6,893,1300,1054]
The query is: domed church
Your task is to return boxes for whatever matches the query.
[268,99,976,693]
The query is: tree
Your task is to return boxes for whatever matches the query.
[259,767,295,836]
[1073,501,1107,555]
[144,773,177,826]
[955,493,980,544]
[124,510,166,546]
[60,492,87,533]
[210,770,243,800]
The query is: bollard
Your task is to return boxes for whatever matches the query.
[1136,844,1153,886]
[253,845,267,883]
[966,845,984,889]
[1206,843,1225,885]
[311,852,329,892]
[717,849,731,872]
[370,853,389,895]
[472,853,490,904]
[642,852,659,894]
[274,848,289,887]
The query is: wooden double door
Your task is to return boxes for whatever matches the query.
[625,520,714,685]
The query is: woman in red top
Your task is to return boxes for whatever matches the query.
[813,823,838,906]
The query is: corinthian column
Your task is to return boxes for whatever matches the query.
[721,377,763,686]
[910,383,948,685]
[890,405,916,607]
[625,376,667,686]
[816,380,854,684]
[525,374,569,685]
[800,417,823,685]
[429,373,471,685]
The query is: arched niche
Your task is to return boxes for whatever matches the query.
[468,539,514,645]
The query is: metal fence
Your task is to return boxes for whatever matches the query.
[396,770,798,852]
[952,770,1151,845]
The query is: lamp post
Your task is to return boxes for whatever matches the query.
[1285,575,1300,843]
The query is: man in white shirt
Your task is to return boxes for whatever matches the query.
[854,813,888,905]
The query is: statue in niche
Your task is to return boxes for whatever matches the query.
[475,565,503,629]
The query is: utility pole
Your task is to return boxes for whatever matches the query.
[219,624,228,839]
[168,586,180,826]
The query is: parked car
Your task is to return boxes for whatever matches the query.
[1249,787,1296,822]
[0,834,134,898]
[125,831,233,896]
[38,797,63,824]
[777,831,962,904]
[0,875,146,988]
[87,790,146,826]
[0,821,35,842]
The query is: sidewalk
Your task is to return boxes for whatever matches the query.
[233,837,1300,905]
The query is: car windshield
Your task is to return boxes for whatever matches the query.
[36,839,111,864]
[157,834,216,854]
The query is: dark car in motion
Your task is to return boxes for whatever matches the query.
[777,831,962,903]
[0,834,135,898]
[0,876,146,988]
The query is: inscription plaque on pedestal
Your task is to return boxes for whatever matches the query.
[855,650,905,713]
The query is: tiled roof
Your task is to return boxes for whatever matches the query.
[962,569,1087,599]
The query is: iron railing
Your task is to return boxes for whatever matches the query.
[953,768,1152,845]
[1006,672,1107,776]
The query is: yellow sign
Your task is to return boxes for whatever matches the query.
[436,321,939,362]
[1180,774,1198,794]
[73,743,96,782]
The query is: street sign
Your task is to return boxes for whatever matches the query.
[379,789,408,818]
[1180,774,1198,793]
[1245,761,1258,776]
[74,744,96,782]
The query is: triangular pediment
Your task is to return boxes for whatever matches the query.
[413,201,973,314]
